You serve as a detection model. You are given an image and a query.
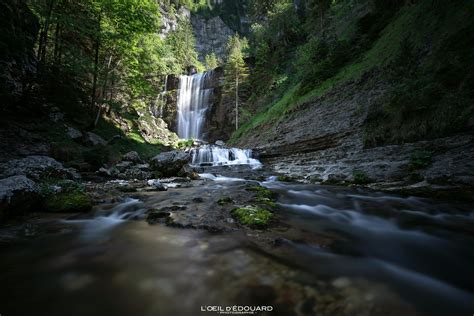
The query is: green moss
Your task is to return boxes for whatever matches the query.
[231,206,273,228]
[217,197,234,206]
[255,197,276,208]
[276,175,294,182]
[409,150,432,169]
[246,185,275,199]
[44,191,92,213]
[352,170,370,185]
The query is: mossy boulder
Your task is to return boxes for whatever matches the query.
[231,206,273,228]
[40,180,92,213]
[43,191,92,213]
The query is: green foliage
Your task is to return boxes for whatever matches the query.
[352,170,370,184]
[231,206,273,228]
[204,52,220,70]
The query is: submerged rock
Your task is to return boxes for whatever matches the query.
[0,175,40,220]
[150,150,191,177]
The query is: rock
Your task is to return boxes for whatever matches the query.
[136,163,150,171]
[115,161,133,172]
[0,156,80,181]
[121,168,152,180]
[66,126,82,140]
[150,150,192,177]
[147,179,167,191]
[215,140,225,147]
[43,191,92,213]
[0,175,40,220]
[122,151,141,163]
[146,209,171,224]
[178,163,199,180]
[82,132,106,146]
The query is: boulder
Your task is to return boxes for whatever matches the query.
[83,132,107,146]
[150,150,192,177]
[147,179,167,191]
[0,156,80,181]
[0,175,40,220]
[66,126,83,140]
[122,151,141,163]
[215,140,225,147]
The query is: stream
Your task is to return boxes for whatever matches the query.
[0,166,473,316]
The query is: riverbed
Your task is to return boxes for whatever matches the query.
[0,168,473,316]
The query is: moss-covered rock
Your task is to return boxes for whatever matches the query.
[43,191,92,213]
[246,185,275,199]
[231,206,273,228]
[217,196,234,206]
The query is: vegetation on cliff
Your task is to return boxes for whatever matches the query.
[229,0,474,146]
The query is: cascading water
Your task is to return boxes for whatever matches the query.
[192,145,261,168]
[177,71,213,140]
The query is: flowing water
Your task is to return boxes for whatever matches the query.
[177,72,213,139]
[192,145,262,169]
[0,169,473,316]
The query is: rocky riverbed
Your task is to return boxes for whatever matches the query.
[1,158,473,316]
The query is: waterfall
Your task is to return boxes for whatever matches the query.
[192,145,261,168]
[177,71,213,140]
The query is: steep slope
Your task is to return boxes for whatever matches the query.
[232,0,474,197]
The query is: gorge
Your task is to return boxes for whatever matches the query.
[0,1,473,316]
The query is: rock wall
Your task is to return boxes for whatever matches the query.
[234,73,474,197]
[191,15,234,61]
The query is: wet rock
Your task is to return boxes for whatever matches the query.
[82,132,106,146]
[147,179,167,191]
[0,156,80,181]
[192,197,204,203]
[179,163,199,180]
[0,175,40,220]
[122,151,141,163]
[150,150,192,177]
[215,140,225,147]
[146,209,171,224]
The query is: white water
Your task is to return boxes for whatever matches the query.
[177,72,213,139]
[192,145,262,168]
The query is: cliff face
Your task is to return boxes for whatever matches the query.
[191,15,234,61]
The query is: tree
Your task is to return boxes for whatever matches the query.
[224,35,249,130]
[204,52,219,70]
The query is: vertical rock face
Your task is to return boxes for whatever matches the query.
[191,15,234,61]
[0,0,39,109]
[158,5,190,39]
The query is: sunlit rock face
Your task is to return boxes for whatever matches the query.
[191,15,234,61]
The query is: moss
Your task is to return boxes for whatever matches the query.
[352,170,371,185]
[246,185,275,199]
[231,206,273,228]
[255,197,276,208]
[217,197,234,206]
[44,191,92,213]
[409,150,432,169]
[276,175,295,182]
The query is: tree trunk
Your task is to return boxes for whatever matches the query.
[91,14,101,117]
[37,0,55,63]
[235,74,239,131]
